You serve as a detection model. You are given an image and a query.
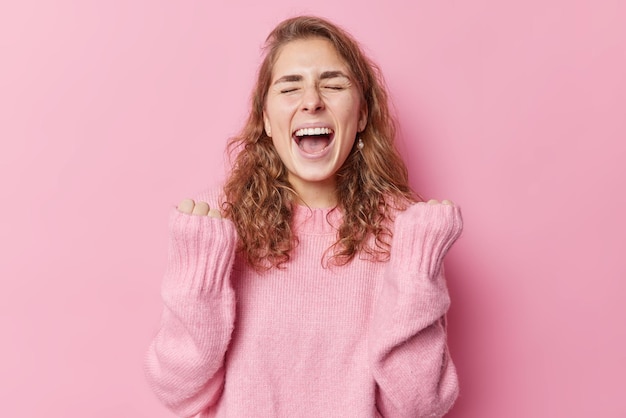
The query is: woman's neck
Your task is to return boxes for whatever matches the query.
[289,177,338,209]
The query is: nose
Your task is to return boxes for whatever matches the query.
[300,86,324,112]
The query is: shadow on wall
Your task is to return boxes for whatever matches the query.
[443,233,522,418]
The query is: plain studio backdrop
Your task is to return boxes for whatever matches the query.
[1,1,624,417]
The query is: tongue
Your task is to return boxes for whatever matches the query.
[299,136,329,154]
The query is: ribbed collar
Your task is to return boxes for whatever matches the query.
[291,204,343,235]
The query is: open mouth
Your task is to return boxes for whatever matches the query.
[293,127,335,154]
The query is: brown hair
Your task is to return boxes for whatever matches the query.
[221,15,417,270]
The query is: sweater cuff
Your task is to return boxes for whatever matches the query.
[392,203,463,280]
[164,208,237,301]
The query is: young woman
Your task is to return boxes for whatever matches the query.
[145,15,463,418]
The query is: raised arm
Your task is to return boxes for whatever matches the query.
[369,200,463,418]
[145,199,237,417]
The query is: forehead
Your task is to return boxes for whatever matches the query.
[271,38,350,78]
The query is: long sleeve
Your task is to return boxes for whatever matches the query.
[144,209,237,417]
[369,203,463,418]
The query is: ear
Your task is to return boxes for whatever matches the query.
[357,103,368,133]
[263,111,272,137]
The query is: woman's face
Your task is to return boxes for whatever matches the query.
[263,37,367,203]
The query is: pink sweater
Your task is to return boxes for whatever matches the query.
[145,188,462,418]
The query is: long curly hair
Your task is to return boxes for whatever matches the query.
[221,15,418,270]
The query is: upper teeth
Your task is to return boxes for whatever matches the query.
[294,127,332,136]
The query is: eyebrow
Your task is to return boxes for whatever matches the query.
[273,71,350,85]
[320,70,350,80]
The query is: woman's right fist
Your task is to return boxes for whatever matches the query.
[177,198,222,218]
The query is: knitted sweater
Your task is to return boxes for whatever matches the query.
[145,188,463,418]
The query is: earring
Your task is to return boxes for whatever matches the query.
[357,137,364,150]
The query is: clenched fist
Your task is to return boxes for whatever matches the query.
[420,199,454,206]
[177,198,222,218]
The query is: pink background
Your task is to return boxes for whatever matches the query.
[1,0,624,417]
